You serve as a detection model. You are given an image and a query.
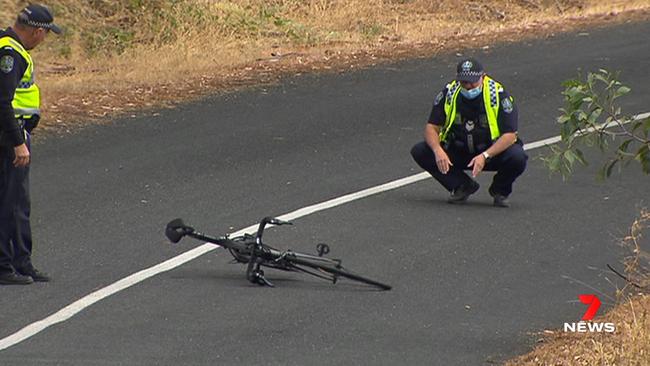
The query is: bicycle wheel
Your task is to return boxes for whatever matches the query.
[289,256,392,291]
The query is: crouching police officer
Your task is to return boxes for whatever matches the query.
[411,58,527,207]
[0,4,61,285]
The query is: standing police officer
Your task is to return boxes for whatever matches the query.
[411,58,527,207]
[0,4,61,285]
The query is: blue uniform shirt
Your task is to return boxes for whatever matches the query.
[0,28,28,147]
[427,83,520,154]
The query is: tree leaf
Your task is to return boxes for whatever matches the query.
[615,86,631,98]
[634,145,650,174]
[594,71,608,83]
[618,139,633,153]
[587,108,602,125]
[634,144,649,162]
[574,149,588,165]
[557,114,570,124]
[606,159,618,177]
[550,68,650,179]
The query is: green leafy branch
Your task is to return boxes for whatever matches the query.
[544,69,650,179]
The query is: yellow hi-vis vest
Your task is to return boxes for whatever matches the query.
[440,75,503,143]
[0,36,40,119]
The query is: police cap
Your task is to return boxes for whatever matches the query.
[456,58,484,83]
[17,4,62,35]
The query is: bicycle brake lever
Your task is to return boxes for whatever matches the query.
[269,218,293,226]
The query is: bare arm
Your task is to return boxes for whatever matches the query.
[468,132,517,177]
[424,123,442,151]
[484,132,517,158]
[424,123,453,174]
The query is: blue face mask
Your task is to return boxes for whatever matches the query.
[461,85,482,100]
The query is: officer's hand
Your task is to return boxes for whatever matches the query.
[434,147,453,174]
[13,143,30,167]
[467,154,485,177]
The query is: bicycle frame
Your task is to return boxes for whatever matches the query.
[165,217,391,290]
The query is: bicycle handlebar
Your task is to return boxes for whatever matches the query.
[165,218,228,245]
[256,217,292,243]
[165,218,193,243]
[165,217,292,248]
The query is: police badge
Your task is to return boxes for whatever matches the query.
[465,120,475,132]
[502,97,514,113]
[434,91,444,105]
[0,55,14,74]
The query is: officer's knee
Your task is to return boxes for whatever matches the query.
[507,149,528,173]
[410,141,432,162]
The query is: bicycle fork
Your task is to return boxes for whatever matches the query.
[246,241,274,287]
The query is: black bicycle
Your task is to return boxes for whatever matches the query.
[165,217,391,290]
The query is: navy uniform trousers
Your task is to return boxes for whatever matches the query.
[411,141,528,197]
[0,137,34,275]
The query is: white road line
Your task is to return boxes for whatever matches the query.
[0,245,217,349]
[523,112,650,150]
[1,112,648,351]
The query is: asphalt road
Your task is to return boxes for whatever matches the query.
[1,20,649,365]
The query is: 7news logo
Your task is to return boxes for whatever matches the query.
[563,294,616,333]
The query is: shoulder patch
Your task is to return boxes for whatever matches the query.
[434,91,444,105]
[502,96,513,113]
[0,55,14,73]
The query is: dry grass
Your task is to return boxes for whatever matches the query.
[620,210,650,290]
[505,295,650,366]
[1,0,649,132]
[506,210,650,366]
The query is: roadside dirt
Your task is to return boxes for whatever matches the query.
[34,8,650,138]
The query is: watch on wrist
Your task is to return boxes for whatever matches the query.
[482,151,490,160]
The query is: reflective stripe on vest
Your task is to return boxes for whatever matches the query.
[0,36,40,118]
[440,76,502,142]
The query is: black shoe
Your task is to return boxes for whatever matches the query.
[448,180,480,204]
[489,189,510,208]
[492,195,510,208]
[17,268,51,282]
[0,272,34,285]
